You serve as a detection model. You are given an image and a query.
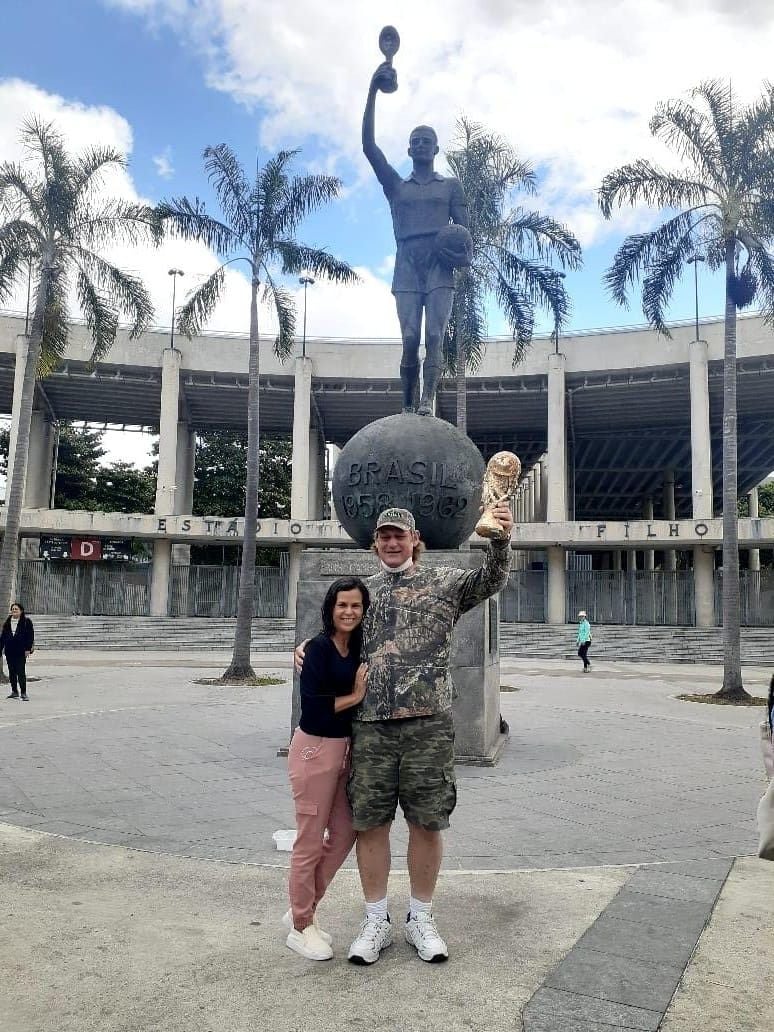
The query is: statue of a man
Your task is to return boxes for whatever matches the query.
[363,60,469,416]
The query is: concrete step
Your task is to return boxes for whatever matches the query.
[21,617,774,664]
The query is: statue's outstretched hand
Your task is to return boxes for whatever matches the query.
[371,61,397,93]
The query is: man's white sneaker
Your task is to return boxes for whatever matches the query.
[405,911,449,962]
[347,915,393,965]
[281,909,332,945]
[286,924,333,961]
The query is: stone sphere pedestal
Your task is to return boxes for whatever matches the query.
[331,413,486,549]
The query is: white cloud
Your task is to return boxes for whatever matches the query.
[0,78,394,342]
[104,0,774,244]
[152,145,174,178]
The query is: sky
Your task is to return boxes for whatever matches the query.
[2,0,774,465]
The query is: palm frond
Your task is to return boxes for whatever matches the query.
[641,229,699,335]
[599,160,712,217]
[499,209,583,269]
[275,174,343,235]
[75,266,119,364]
[0,218,40,262]
[203,144,252,241]
[262,274,296,360]
[177,265,226,339]
[71,199,162,248]
[603,208,709,306]
[650,97,724,189]
[747,245,774,325]
[0,250,26,304]
[691,80,734,180]
[156,197,239,255]
[444,269,487,373]
[36,267,70,376]
[0,162,45,226]
[273,241,359,284]
[74,249,154,337]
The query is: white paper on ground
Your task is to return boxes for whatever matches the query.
[272,829,297,851]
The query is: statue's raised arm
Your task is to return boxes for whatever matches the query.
[362,62,401,195]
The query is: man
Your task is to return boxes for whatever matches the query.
[295,503,512,964]
[362,61,469,415]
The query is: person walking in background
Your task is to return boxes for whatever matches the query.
[576,610,592,672]
[2,602,34,701]
[285,577,369,961]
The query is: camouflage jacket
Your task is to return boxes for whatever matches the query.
[357,540,511,722]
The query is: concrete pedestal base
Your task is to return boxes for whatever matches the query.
[292,548,507,766]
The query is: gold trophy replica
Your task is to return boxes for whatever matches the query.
[475,451,521,539]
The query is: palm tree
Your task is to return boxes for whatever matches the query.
[158,145,357,681]
[0,118,158,612]
[599,80,774,701]
[443,118,582,431]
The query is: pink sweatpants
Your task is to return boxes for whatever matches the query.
[287,729,356,931]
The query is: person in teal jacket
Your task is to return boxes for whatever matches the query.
[576,611,592,672]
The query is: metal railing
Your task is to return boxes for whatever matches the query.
[169,564,288,618]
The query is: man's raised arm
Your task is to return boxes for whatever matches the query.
[362,63,401,195]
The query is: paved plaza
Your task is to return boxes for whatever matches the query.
[1,649,772,1031]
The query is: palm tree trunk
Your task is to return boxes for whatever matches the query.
[456,336,467,433]
[224,275,260,680]
[0,271,47,613]
[716,237,748,699]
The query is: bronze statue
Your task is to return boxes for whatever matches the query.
[363,27,472,416]
[476,451,521,539]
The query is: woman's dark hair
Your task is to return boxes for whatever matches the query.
[768,673,774,733]
[321,577,369,657]
[2,601,26,631]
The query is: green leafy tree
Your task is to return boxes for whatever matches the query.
[93,462,155,514]
[0,118,158,609]
[443,118,582,431]
[158,144,357,680]
[599,80,774,701]
[192,431,291,566]
[53,424,105,509]
[738,481,774,517]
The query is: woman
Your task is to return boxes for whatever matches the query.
[2,602,34,701]
[284,577,369,961]
[576,610,592,672]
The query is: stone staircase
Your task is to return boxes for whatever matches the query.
[25,616,774,664]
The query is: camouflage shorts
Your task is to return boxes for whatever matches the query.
[348,712,457,832]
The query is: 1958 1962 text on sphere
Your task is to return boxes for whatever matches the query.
[332,413,486,549]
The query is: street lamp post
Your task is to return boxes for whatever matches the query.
[167,268,184,349]
[299,274,315,357]
[686,254,705,342]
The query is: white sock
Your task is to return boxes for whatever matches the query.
[365,897,389,921]
[409,896,432,919]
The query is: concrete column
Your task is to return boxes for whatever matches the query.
[533,462,543,521]
[539,461,548,522]
[546,354,567,522]
[662,469,677,572]
[23,409,56,508]
[748,488,761,572]
[546,546,566,624]
[288,356,314,617]
[171,425,196,565]
[7,335,30,501]
[150,539,172,617]
[613,550,622,572]
[291,356,313,521]
[154,347,182,515]
[694,548,715,628]
[689,340,713,519]
[642,497,655,571]
[306,430,327,520]
[689,344,715,625]
[151,346,182,616]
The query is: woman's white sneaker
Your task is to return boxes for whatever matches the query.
[405,912,449,962]
[282,909,332,945]
[347,915,393,965]
[286,924,333,961]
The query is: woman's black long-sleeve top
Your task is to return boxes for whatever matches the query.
[0,616,34,658]
[299,633,359,738]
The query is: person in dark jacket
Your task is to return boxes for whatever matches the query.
[2,602,35,701]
